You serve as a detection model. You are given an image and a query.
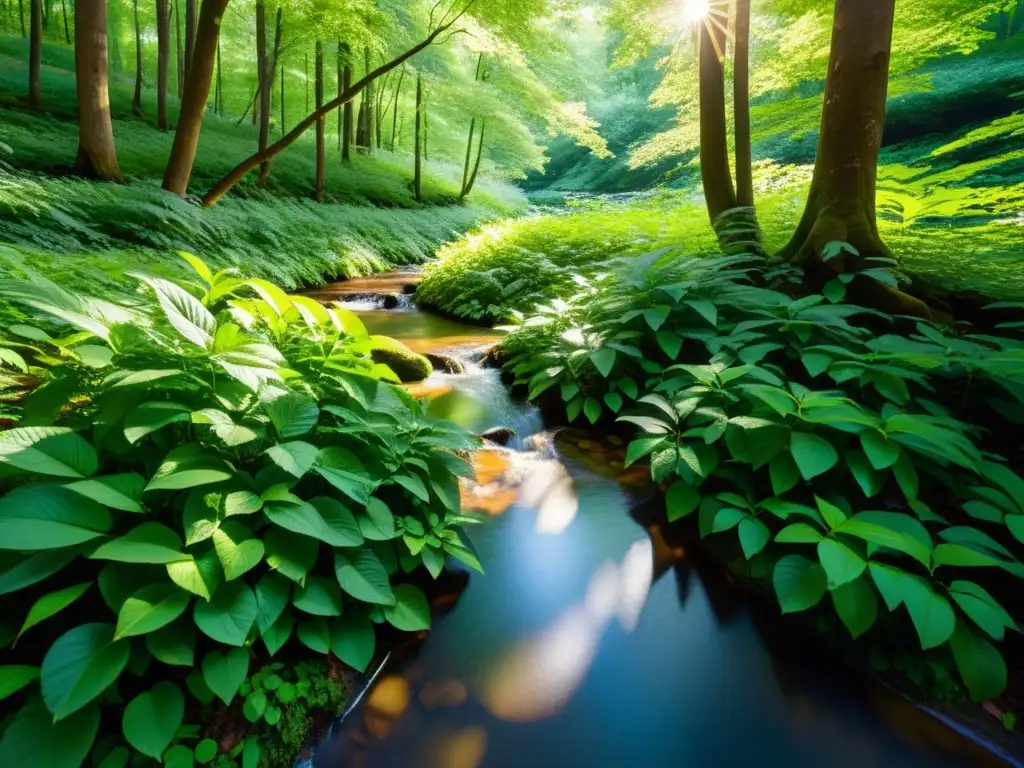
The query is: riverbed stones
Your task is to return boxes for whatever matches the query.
[426,353,467,375]
[382,294,401,309]
[478,426,517,446]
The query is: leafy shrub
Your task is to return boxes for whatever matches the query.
[499,244,1024,703]
[0,255,482,766]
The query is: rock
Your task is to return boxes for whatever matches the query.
[382,293,401,309]
[370,338,432,383]
[478,426,516,446]
[426,353,466,375]
[402,283,418,295]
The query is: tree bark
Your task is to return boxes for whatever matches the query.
[74,0,123,180]
[340,42,352,161]
[390,67,404,151]
[697,8,736,230]
[60,0,68,43]
[28,0,42,107]
[215,39,222,115]
[161,0,229,195]
[132,0,142,115]
[461,119,485,199]
[201,12,470,206]
[414,72,422,202]
[184,0,195,78]
[255,1,277,185]
[279,59,284,135]
[314,39,325,201]
[733,0,754,209]
[336,41,342,152]
[174,0,183,98]
[304,51,308,113]
[156,0,169,129]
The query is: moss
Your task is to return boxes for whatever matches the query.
[369,336,433,383]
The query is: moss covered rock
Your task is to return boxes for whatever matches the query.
[369,336,432,383]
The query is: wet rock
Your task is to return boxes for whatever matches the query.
[370,343,432,383]
[402,283,418,295]
[481,345,509,369]
[478,426,516,446]
[426,353,466,375]
[382,293,401,309]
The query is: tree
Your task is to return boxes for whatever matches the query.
[156,0,170,129]
[73,0,123,181]
[184,0,196,78]
[162,0,230,195]
[255,2,284,186]
[59,0,68,43]
[174,0,183,98]
[28,0,42,107]
[314,39,325,201]
[696,6,735,234]
[340,41,353,160]
[390,65,405,151]
[132,0,143,116]
[414,70,423,202]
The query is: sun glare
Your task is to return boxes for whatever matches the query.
[683,0,710,22]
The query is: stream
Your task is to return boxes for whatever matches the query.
[305,276,1006,768]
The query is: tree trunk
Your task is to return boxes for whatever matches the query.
[215,39,222,115]
[414,73,422,202]
[156,0,169,129]
[423,105,429,161]
[314,39,325,201]
[734,0,753,209]
[697,8,736,231]
[459,118,476,197]
[132,0,142,115]
[19,0,25,37]
[390,67,404,151]
[341,42,352,161]
[60,0,68,43]
[184,0,195,78]
[161,0,229,195]
[461,119,485,199]
[304,51,308,113]
[364,47,374,155]
[279,60,284,135]
[336,42,342,152]
[74,0,123,180]
[255,0,275,185]
[28,0,42,107]
[174,0,183,98]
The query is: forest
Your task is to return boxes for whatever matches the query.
[0,0,1023,766]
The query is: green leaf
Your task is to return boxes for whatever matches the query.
[265,393,319,438]
[264,526,319,584]
[90,523,183,564]
[1006,515,1024,546]
[123,402,191,444]
[603,392,624,413]
[846,450,884,498]
[335,549,394,605]
[773,555,827,614]
[0,666,40,703]
[0,427,97,478]
[384,584,431,631]
[115,583,190,640]
[201,648,249,705]
[831,577,878,639]
[712,507,748,533]
[265,442,320,478]
[949,619,1007,702]
[294,576,343,616]
[145,447,232,492]
[255,573,291,635]
[789,432,838,480]
[262,613,294,656]
[360,498,396,541]
[122,682,184,760]
[775,523,823,544]
[769,453,800,496]
[0,697,100,766]
[132,274,215,349]
[868,563,955,649]
[165,550,222,601]
[590,348,616,377]
[738,517,771,559]
[41,623,130,720]
[144,619,196,666]
[16,581,91,641]
[242,737,261,768]
[932,543,1002,569]
[625,436,668,467]
[395,473,429,502]
[212,523,265,581]
[265,498,363,547]
[195,738,219,764]
[817,538,866,589]
[665,482,700,522]
[685,298,718,326]
[644,306,671,330]
[193,581,257,646]
[838,514,932,568]
[583,397,602,424]
[297,617,331,653]
[949,581,1016,641]
[163,745,193,768]
[243,692,268,723]
[656,331,682,359]
[330,613,375,673]
[0,485,111,550]
[0,549,80,595]
[65,474,145,513]
[860,431,900,470]
[741,385,796,416]
[315,447,372,504]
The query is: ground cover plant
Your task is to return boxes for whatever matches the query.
[0,255,482,765]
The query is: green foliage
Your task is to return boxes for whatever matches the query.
[0,255,480,765]
[499,244,1024,702]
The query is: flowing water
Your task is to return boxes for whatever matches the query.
[306,289,1009,768]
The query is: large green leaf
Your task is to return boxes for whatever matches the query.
[265,498,363,547]
[16,581,92,642]
[0,549,80,595]
[265,393,319,438]
[65,474,146,513]
[868,563,955,649]
[789,432,838,480]
[816,538,865,589]
[772,555,827,614]
[932,543,1002,569]
[330,613,375,673]
[145,446,233,492]
[0,666,40,703]
[948,619,1007,702]
[201,648,249,705]
[314,447,372,504]
[860,431,900,470]
[949,581,1016,641]
[144,619,196,666]
[41,623,130,720]
[262,612,294,656]
[264,527,319,584]
[297,617,331,653]
[590,348,617,377]
[265,442,320,478]
[212,523,265,581]
[123,402,191,444]
[0,427,97,478]
[131,274,215,349]
[0,485,112,550]
[193,581,257,646]
[115,583,191,640]
[665,481,700,522]
[255,572,291,635]
[775,523,823,544]
[294,576,344,616]
[90,523,183,564]
[831,577,878,639]
[837,513,932,568]
[0,697,100,766]
[383,584,431,631]
[166,550,222,601]
[769,452,800,495]
[846,450,885,498]
[122,682,184,760]
[335,549,394,605]
[738,517,770,559]
[359,498,397,541]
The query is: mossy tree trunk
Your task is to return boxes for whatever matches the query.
[155,0,169,129]
[131,0,142,116]
[28,0,42,107]
[73,0,123,181]
[161,0,229,195]
[314,40,325,202]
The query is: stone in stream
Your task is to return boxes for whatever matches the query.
[369,340,432,383]
[478,426,517,446]
[426,353,467,375]
[382,294,402,309]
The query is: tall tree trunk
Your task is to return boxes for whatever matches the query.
[28,0,42,107]
[340,42,352,161]
[304,51,308,113]
[390,67,404,151]
[423,105,429,161]
[697,8,736,233]
[215,39,222,115]
[733,0,754,209]
[19,0,25,37]
[174,0,183,98]
[314,40,324,201]
[184,0,195,78]
[256,2,282,185]
[279,59,284,135]
[336,42,342,152]
[459,118,476,197]
[461,119,485,199]
[414,72,422,202]
[255,0,267,137]
[156,0,169,129]
[60,0,67,43]
[74,0,122,180]
[161,0,229,195]
[132,0,142,115]
[365,47,374,156]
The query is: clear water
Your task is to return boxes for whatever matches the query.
[312,306,996,768]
